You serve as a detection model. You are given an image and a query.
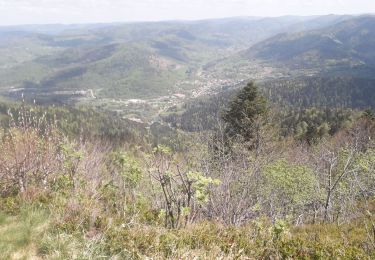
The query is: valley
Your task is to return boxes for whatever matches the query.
[2,14,374,125]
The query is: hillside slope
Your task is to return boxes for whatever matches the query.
[0,15,356,100]
[244,16,375,71]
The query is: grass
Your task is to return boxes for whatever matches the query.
[0,202,374,259]
[0,207,48,260]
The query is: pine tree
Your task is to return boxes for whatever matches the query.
[222,82,268,145]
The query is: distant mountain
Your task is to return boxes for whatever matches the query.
[244,15,375,72]
[0,15,357,100]
[0,24,111,35]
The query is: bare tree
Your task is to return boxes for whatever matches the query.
[0,106,63,195]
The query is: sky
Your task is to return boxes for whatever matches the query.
[0,0,374,25]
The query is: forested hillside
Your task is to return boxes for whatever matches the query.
[245,16,375,69]
[0,14,365,102]
[262,76,375,108]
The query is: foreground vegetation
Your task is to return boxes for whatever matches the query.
[0,83,374,259]
[1,205,373,259]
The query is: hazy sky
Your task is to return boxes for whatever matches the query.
[0,0,374,25]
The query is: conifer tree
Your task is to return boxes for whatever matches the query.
[222,82,268,145]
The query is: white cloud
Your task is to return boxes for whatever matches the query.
[0,0,374,25]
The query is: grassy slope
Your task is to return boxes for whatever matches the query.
[0,208,48,260]
[0,205,373,259]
